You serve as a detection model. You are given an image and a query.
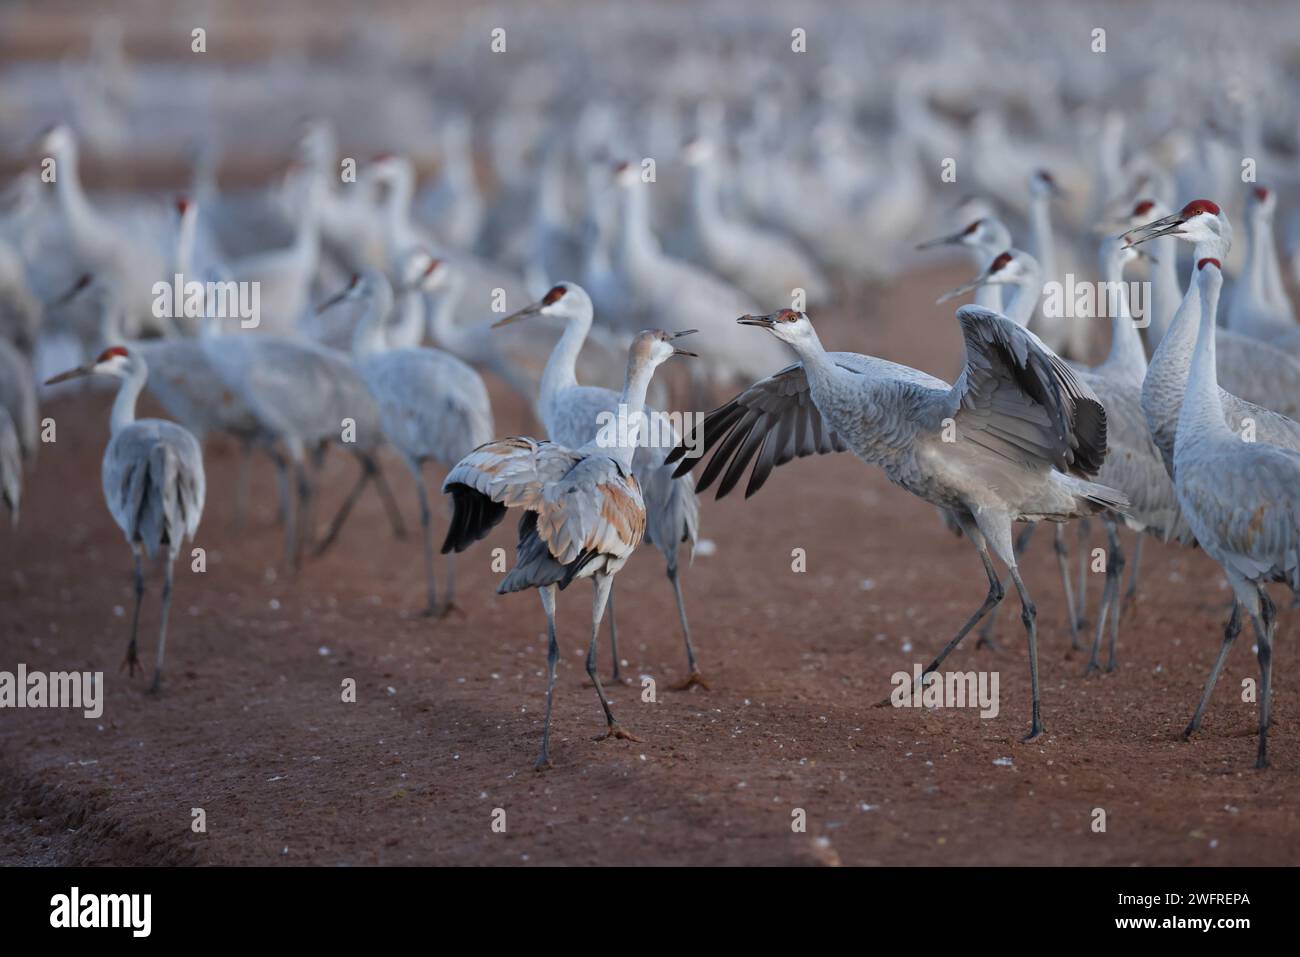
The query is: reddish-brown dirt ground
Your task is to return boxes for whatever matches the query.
[2,261,1297,866]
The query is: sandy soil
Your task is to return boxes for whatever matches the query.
[2,261,1296,866]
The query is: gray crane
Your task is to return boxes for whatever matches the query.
[670,306,1127,740]
[1170,257,1299,768]
[916,216,1012,313]
[45,346,206,693]
[441,329,696,768]
[493,282,705,689]
[319,267,494,616]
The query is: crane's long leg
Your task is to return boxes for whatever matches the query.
[975,522,1034,652]
[1104,526,1127,671]
[314,458,373,556]
[123,544,145,677]
[1253,586,1275,770]
[1084,519,1123,675]
[1053,524,1081,650]
[1183,601,1242,738]
[1122,535,1144,612]
[370,458,408,540]
[149,555,175,695]
[605,583,622,682]
[536,584,560,769]
[1007,565,1044,741]
[1075,518,1091,631]
[403,456,439,616]
[440,496,460,618]
[667,558,708,690]
[292,460,315,568]
[233,437,254,530]
[877,518,1003,708]
[588,574,639,742]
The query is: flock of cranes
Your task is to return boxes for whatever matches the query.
[4,3,1300,772]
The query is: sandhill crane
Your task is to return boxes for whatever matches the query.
[441,329,696,767]
[1025,169,1079,357]
[916,216,1012,313]
[35,125,171,338]
[1228,187,1299,349]
[45,347,205,693]
[938,249,1039,328]
[1126,199,1182,348]
[1127,201,1300,475]
[319,268,494,615]
[415,114,484,251]
[1171,257,1299,769]
[418,252,631,408]
[609,162,786,396]
[670,307,1126,740]
[494,282,705,688]
[682,138,830,309]
[200,324,406,567]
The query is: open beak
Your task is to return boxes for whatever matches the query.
[671,329,698,357]
[736,313,776,329]
[45,365,92,386]
[1122,212,1185,246]
[915,229,967,251]
[936,272,991,304]
[492,301,542,329]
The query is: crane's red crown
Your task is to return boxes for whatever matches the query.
[543,285,567,305]
[97,346,129,362]
[990,251,1014,272]
[1197,257,1221,271]
[1254,187,1270,202]
[1180,199,1220,219]
[1132,200,1155,217]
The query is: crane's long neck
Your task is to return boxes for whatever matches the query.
[388,284,425,348]
[785,326,838,393]
[1178,267,1229,447]
[1147,251,1207,395]
[351,286,394,358]
[426,272,467,350]
[590,354,657,471]
[1005,267,1039,327]
[1259,207,1294,319]
[688,162,721,236]
[1147,232,1180,344]
[173,210,197,278]
[1029,194,1056,284]
[110,359,149,435]
[973,244,1003,312]
[540,307,591,421]
[53,140,111,259]
[617,182,657,270]
[1097,251,1147,385]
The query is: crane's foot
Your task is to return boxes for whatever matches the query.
[1105,658,1118,674]
[436,601,464,620]
[670,671,710,691]
[1180,723,1198,740]
[534,753,552,772]
[594,723,641,743]
[1082,658,1102,677]
[147,671,163,696]
[121,642,141,678]
[974,634,1001,653]
[1020,724,1045,743]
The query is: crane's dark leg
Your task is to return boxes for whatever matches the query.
[123,544,145,677]
[1053,523,1081,650]
[403,457,439,616]
[371,459,408,541]
[1075,518,1091,631]
[1183,601,1242,738]
[605,583,623,683]
[1007,565,1044,741]
[588,574,639,743]
[233,438,254,530]
[314,458,373,556]
[1253,586,1275,770]
[535,584,560,769]
[976,524,1033,652]
[1104,525,1126,671]
[292,461,315,568]
[1122,535,1144,613]
[877,519,1003,708]
[149,555,175,695]
[1084,519,1123,675]
[667,557,708,690]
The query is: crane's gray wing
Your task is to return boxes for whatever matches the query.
[1179,443,1300,590]
[103,421,206,559]
[948,305,1107,477]
[667,361,847,499]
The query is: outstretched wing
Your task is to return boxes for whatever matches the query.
[948,305,1107,476]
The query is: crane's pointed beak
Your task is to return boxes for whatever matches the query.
[736,313,776,329]
[915,229,967,251]
[1122,212,1185,246]
[671,328,698,357]
[936,273,990,304]
[492,301,542,328]
[45,364,92,385]
[317,281,358,314]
